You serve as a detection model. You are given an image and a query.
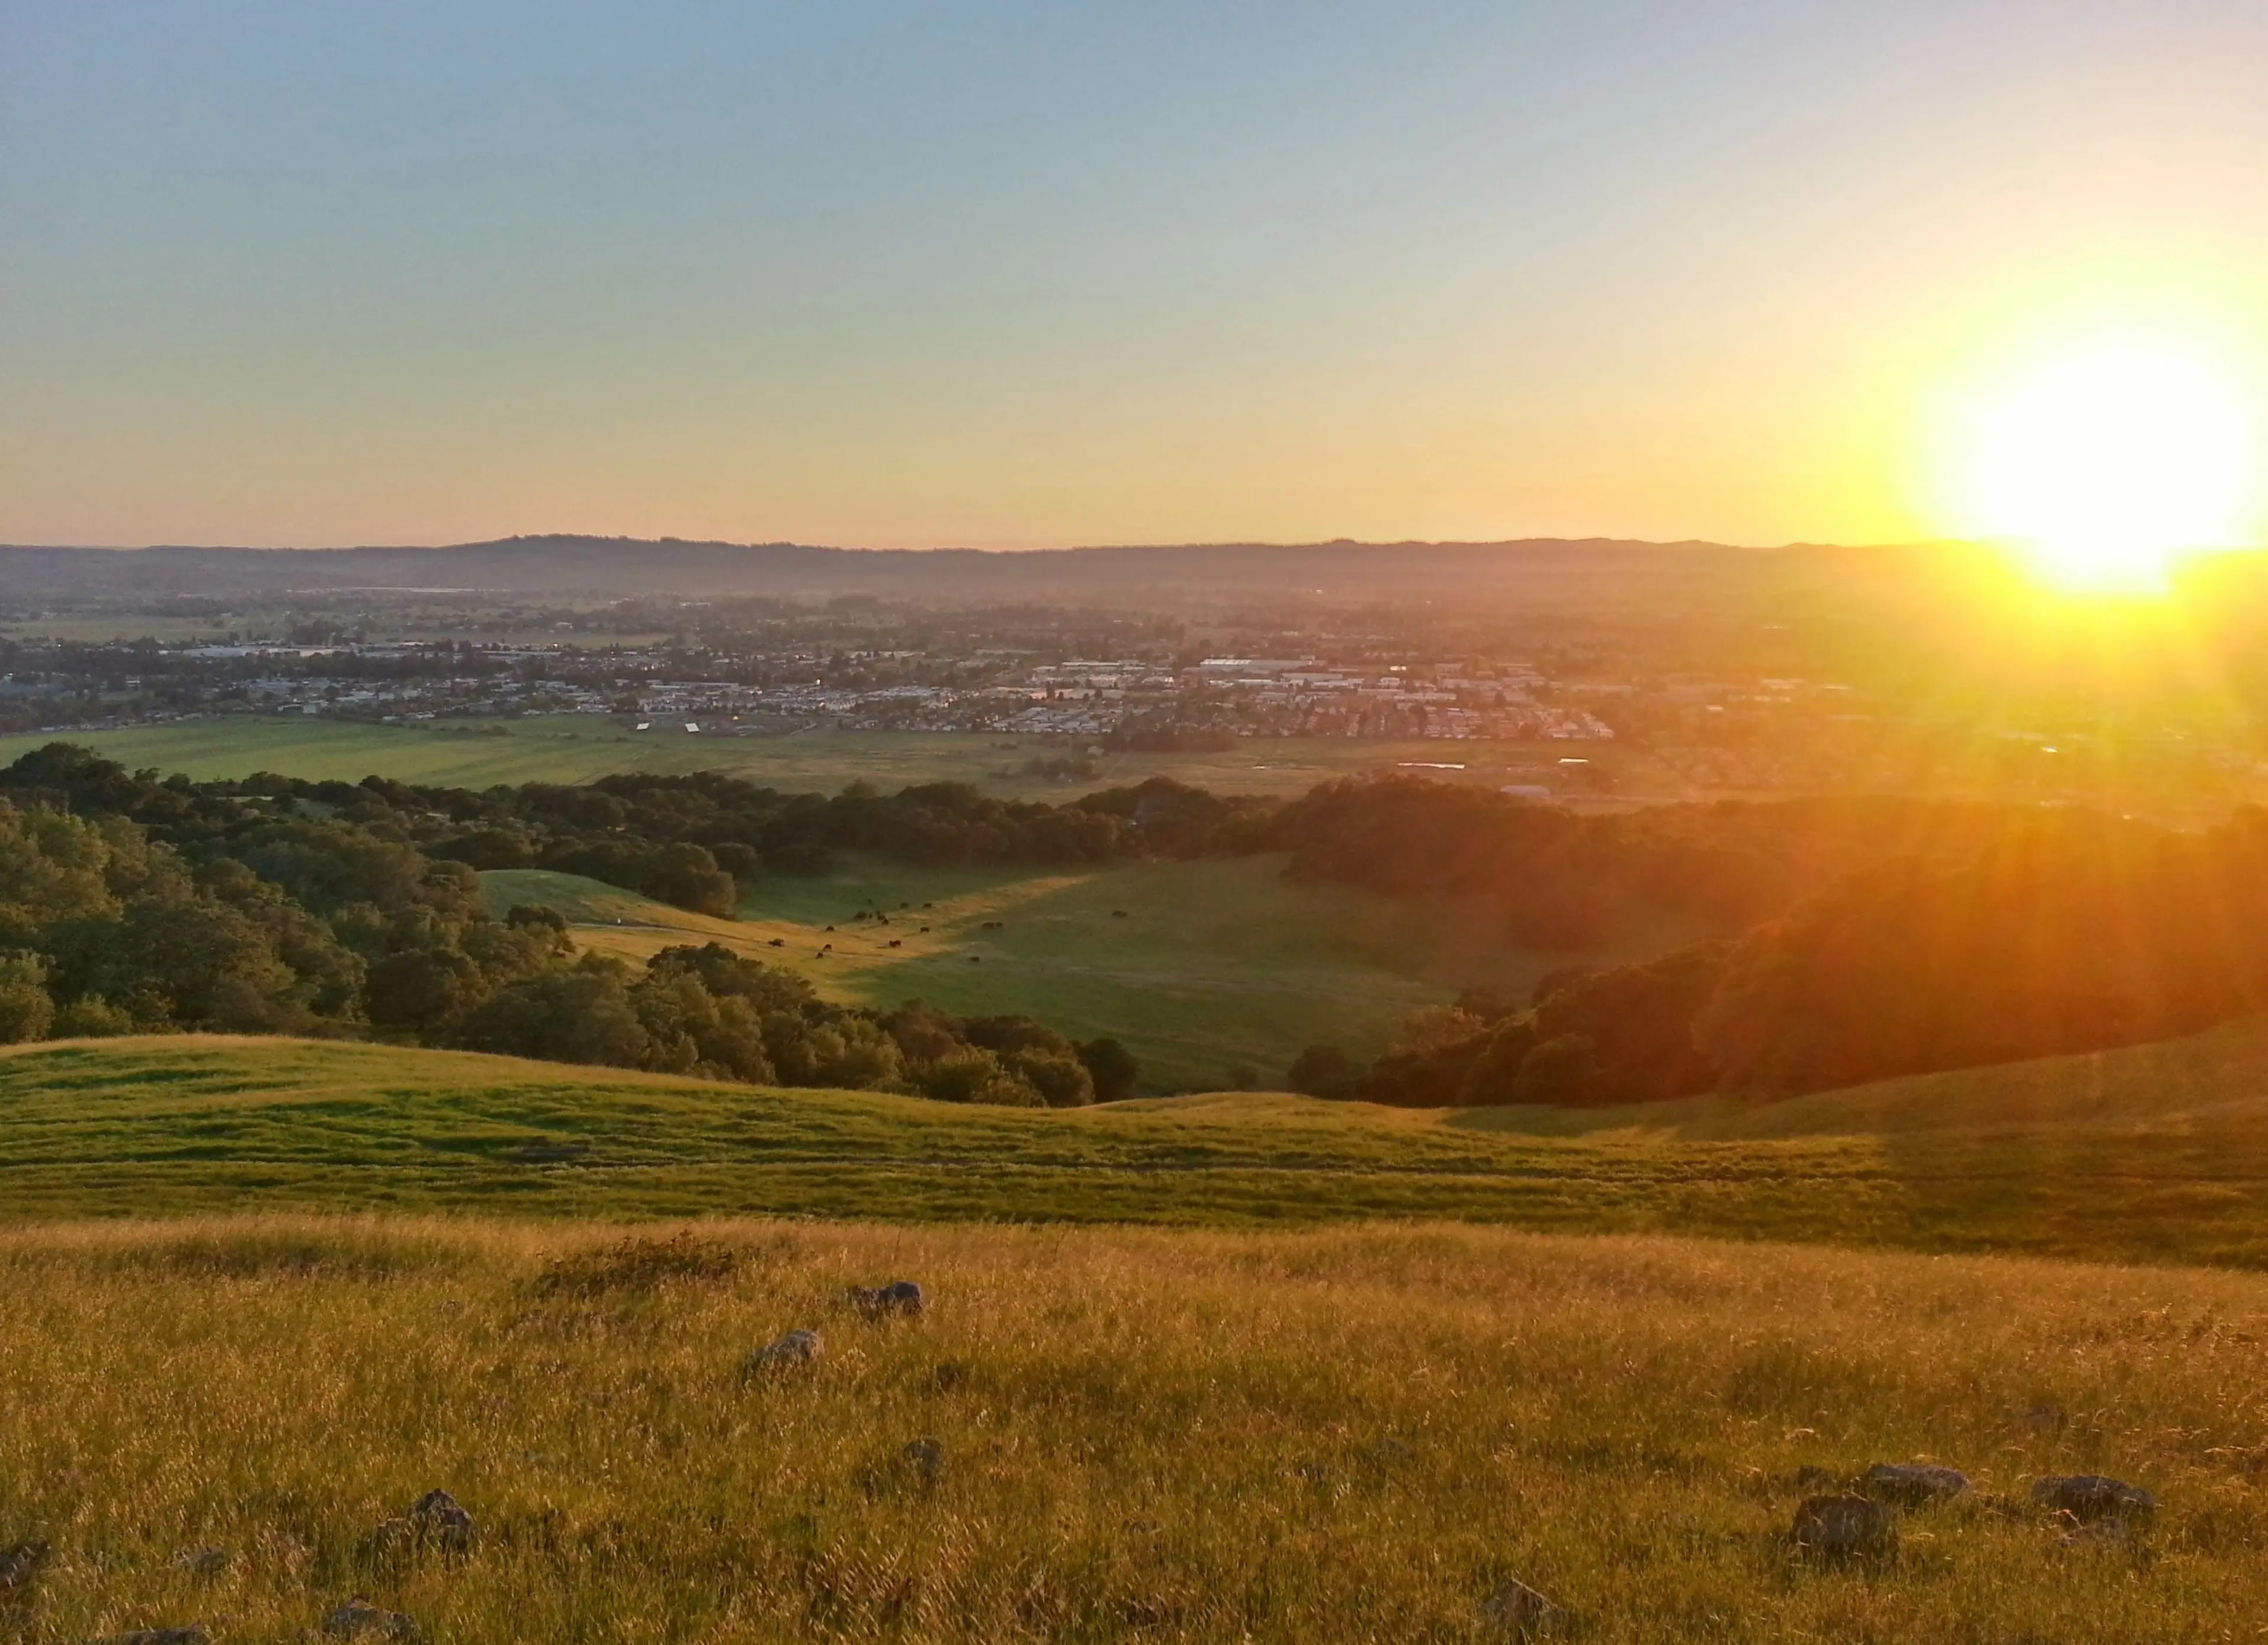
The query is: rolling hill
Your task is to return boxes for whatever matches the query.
[8,1020,2268,1265]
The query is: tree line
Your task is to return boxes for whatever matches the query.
[0,745,1135,1104]
[1280,778,2268,1105]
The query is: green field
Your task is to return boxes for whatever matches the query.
[0,714,1638,799]
[479,856,1687,1092]
[10,1022,2268,1266]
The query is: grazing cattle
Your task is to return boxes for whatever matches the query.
[1111,909,1129,918]
[887,939,902,948]
[768,938,786,948]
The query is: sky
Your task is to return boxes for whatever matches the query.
[4,0,2267,551]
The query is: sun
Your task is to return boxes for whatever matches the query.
[1947,335,2261,592]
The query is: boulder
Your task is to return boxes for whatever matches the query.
[1479,1578,1568,1636]
[848,1281,925,1320]
[0,1542,49,1592]
[1860,1463,1969,1507]
[409,1489,475,1553]
[322,1599,421,1640]
[1792,1494,1896,1559]
[902,1438,944,1481]
[2031,1476,2156,1524]
[745,1329,824,1373]
[96,1630,210,1645]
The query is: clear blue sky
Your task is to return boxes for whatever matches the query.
[4,1,2264,548]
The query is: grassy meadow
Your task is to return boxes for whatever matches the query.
[478,856,1686,1092]
[0,715,1637,802]
[1,1216,2262,1643]
[10,1027,2268,1267]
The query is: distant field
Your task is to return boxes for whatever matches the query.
[0,713,1646,799]
[3,1214,2259,1643]
[480,856,1678,1092]
[10,1027,2268,1265]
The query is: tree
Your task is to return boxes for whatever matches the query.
[365,948,484,1033]
[1006,1048,1095,1108]
[453,959,651,1069]
[1511,1033,1598,1106]
[1285,1045,1363,1100]
[1075,1036,1141,1102]
[917,1047,1043,1107]
[0,952,54,1043]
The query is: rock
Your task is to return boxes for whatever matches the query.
[95,1629,210,1645]
[848,1280,925,1320]
[2031,1476,2156,1523]
[1479,1578,1568,1635]
[322,1598,421,1640]
[0,1542,49,1591]
[1861,1463,1969,1507]
[1791,1494,1897,1559]
[745,1329,823,1373]
[902,1437,944,1479]
[173,1547,231,1578]
[409,1489,475,1553]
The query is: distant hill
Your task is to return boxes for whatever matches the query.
[0,533,1917,606]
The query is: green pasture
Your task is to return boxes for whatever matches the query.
[479,854,1690,1092]
[8,1026,2268,1267]
[0,713,1637,798]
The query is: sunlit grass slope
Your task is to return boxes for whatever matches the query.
[2,1217,2263,1643]
[480,855,1685,1092]
[9,1029,2268,1265]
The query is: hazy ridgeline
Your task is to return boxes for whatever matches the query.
[2,1218,2262,1644]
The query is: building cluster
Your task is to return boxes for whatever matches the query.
[2,638,1621,743]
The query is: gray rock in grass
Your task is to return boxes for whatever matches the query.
[744,1329,824,1373]
[848,1280,926,1320]
[2032,1475,2156,1523]
[0,1542,48,1592]
[409,1489,475,1553]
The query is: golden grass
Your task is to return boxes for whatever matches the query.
[1,1216,2263,1641]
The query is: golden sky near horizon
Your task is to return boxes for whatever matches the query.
[3,4,2266,554]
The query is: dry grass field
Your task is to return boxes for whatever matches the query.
[1,1217,2261,1643]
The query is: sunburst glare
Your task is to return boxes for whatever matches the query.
[1946,335,2262,592]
